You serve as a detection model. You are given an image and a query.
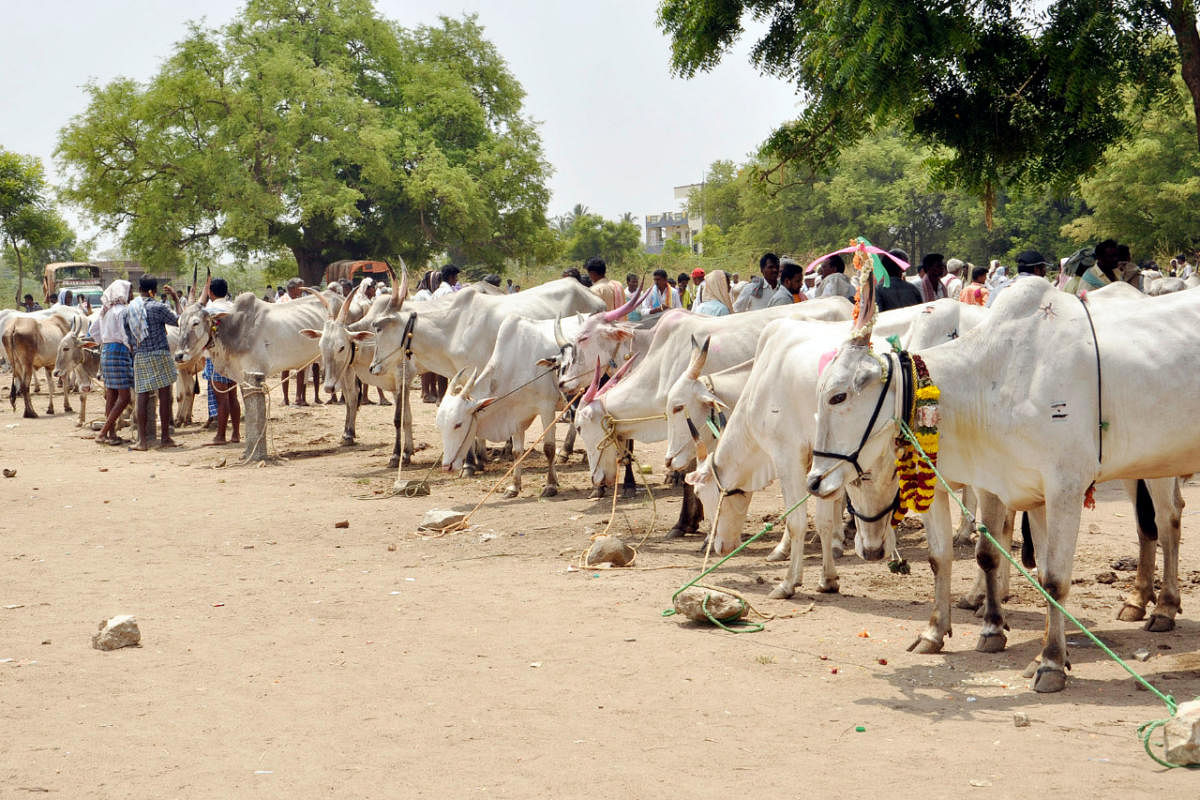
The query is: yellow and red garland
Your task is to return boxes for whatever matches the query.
[891,354,940,528]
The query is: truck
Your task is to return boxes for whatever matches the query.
[43,262,103,307]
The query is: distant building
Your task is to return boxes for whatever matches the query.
[644,183,704,254]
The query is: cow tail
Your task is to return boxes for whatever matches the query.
[1135,478,1158,541]
[1020,512,1036,569]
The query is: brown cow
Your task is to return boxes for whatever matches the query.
[3,313,71,418]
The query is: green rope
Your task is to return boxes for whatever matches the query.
[896,418,1195,769]
[662,493,810,632]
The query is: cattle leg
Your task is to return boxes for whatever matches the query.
[44,367,55,415]
[398,372,414,467]
[62,370,74,414]
[11,363,37,418]
[1132,478,1183,632]
[281,370,291,405]
[341,372,360,446]
[561,412,577,463]
[972,491,1014,652]
[503,432,524,498]
[541,411,559,497]
[953,486,978,546]
[768,472,810,599]
[959,499,1016,612]
[664,481,704,540]
[1030,494,1080,693]
[620,440,637,499]
[908,488,954,654]
[1118,479,1158,624]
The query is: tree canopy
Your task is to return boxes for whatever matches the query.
[659,1,1197,204]
[57,0,552,284]
[0,149,75,301]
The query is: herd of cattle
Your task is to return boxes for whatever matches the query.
[2,264,1198,694]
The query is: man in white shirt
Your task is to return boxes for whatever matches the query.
[942,258,966,298]
[810,254,856,300]
[432,265,460,298]
[732,253,782,312]
[639,269,680,315]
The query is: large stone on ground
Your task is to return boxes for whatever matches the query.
[92,615,141,651]
[586,536,634,567]
[420,508,466,532]
[673,587,749,624]
[393,479,430,497]
[1164,699,1200,766]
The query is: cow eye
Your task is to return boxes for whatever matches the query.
[671,405,684,414]
[453,422,462,430]
[829,392,848,406]
[338,346,344,352]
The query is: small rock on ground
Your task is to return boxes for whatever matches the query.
[1111,556,1138,571]
[92,615,140,651]
[673,587,748,624]
[586,536,634,567]
[1096,571,1118,584]
[420,508,466,531]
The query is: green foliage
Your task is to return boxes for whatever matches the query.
[659,1,1187,201]
[0,149,76,303]
[684,127,1087,269]
[557,211,642,267]
[57,1,552,284]
[1063,91,1200,258]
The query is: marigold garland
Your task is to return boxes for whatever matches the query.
[893,354,940,526]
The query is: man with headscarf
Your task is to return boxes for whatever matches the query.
[89,279,134,445]
[124,276,181,450]
[693,270,733,316]
[942,258,966,298]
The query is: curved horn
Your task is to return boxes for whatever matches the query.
[553,315,567,348]
[337,281,362,323]
[448,366,470,395]
[384,259,408,311]
[603,280,645,322]
[188,265,199,303]
[302,286,333,316]
[686,335,710,380]
[463,366,479,396]
[581,358,603,405]
[595,352,638,398]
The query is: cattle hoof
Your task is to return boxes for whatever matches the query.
[558,453,571,464]
[539,486,558,498]
[588,486,606,500]
[502,487,519,499]
[387,456,400,469]
[975,632,1007,653]
[1021,658,1041,679]
[817,580,839,594]
[906,635,943,654]
[401,456,412,468]
[1116,603,1146,623]
[664,526,687,540]
[1032,666,1067,693]
[23,409,38,419]
[45,408,54,415]
[952,533,975,547]
[621,486,637,499]
[831,542,845,559]
[63,404,73,413]
[765,546,787,563]
[955,594,983,611]
[1145,614,1176,633]
[464,466,478,478]
[767,584,794,600]
[340,435,356,447]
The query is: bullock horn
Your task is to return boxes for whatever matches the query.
[850,270,878,345]
[686,335,710,380]
[463,366,479,396]
[188,265,198,303]
[448,367,470,395]
[595,352,638,398]
[553,315,567,348]
[603,279,645,322]
[337,281,362,323]
[384,259,408,311]
[581,359,604,405]
[303,286,333,316]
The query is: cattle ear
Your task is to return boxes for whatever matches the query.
[81,340,99,350]
[474,397,498,413]
[611,326,636,341]
[209,312,229,322]
[349,330,375,341]
[299,329,322,340]
[535,357,557,368]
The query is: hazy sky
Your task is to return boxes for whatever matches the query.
[1,0,799,241]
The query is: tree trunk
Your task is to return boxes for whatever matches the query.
[1167,1,1200,152]
[289,246,327,287]
[8,236,24,303]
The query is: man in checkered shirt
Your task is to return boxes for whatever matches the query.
[124,276,182,450]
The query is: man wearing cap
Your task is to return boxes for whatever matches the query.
[685,267,706,308]
[988,249,1048,307]
[810,254,856,301]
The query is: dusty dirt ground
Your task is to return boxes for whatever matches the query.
[2,381,1199,799]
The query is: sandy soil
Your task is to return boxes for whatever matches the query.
[2,382,1198,799]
